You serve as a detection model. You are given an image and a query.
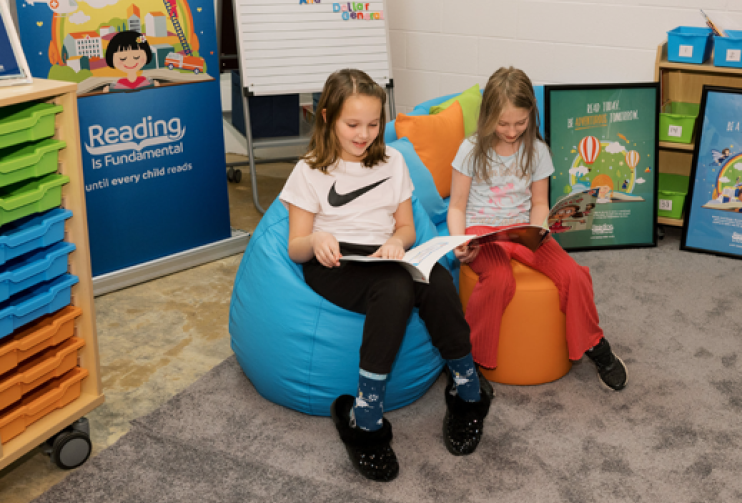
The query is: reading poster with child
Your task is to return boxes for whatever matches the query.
[547,85,658,250]
[14,0,231,275]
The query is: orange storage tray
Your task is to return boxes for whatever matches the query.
[0,366,88,444]
[0,305,81,376]
[0,336,84,410]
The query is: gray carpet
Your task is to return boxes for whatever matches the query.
[33,227,742,503]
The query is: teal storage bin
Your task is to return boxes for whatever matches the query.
[0,139,66,188]
[659,102,700,144]
[0,173,70,227]
[0,209,72,266]
[714,30,742,68]
[0,103,63,150]
[0,241,76,302]
[667,27,713,64]
[0,274,79,340]
[658,173,690,219]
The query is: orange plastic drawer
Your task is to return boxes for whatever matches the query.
[0,366,88,444]
[0,306,81,375]
[0,336,84,410]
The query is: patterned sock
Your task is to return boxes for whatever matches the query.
[446,354,481,402]
[351,370,387,432]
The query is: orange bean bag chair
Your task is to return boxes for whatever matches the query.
[459,261,571,385]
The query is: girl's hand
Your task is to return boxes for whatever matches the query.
[311,232,341,267]
[454,243,479,263]
[371,238,405,260]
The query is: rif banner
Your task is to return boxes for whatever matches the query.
[15,0,231,276]
[545,83,659,251]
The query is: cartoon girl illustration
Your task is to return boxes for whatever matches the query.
[104,31,159,93]
[591,174,614,204]
[548,204,585,233]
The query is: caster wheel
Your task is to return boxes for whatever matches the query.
[50,430,92,470]
[233,169,242,183]
[227,167,235,183]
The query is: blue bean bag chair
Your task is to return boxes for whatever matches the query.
[229,196,447,417]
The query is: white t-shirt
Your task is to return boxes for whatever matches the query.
[280,146,414,246]
[452,138,554,228]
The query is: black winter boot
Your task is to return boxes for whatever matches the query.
[443,369,493,456]
[330,395,399,482]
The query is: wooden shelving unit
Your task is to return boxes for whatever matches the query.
[0,79,104,470]
[654,42,742,227]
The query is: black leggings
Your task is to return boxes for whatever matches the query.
[302,243,472,374]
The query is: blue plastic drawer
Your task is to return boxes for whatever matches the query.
[714,30,742,68]
[0,209,72,266]
[667,27,713,64]
[0,242,76,302]
[0,274,79,340]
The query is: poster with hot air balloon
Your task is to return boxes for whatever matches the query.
[13,0,231,277]
[545,83,659,251]
[682,86,742,260]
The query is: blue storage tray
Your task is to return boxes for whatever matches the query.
[0,209,72,266]
[667,26,713,64]
[0,242,76,302]
[714,30,742,68]
[0,274,79,340]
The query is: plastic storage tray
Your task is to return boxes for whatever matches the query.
[0,208,72,266]
[0,139,66,188]
[0,367,88,444]
[0,337,84,410]
[667,27,714,64]
[0,306,81,375]
[0,274,79,340]
[658,173,690,219]
[0,241,76,302]
[0,173,69,227]
[713,30,742,68]
[0,102,63,150]
[659,102,700,143]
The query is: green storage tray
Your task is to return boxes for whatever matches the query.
[0,174,70,227]
[659,102,699,143]
[658,173,689,219]
[0,103,63,150]
[0,139,66,189]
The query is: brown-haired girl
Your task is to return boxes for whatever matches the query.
[280,69,492,482]
[447,67,628,392]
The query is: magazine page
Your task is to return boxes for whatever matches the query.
[467,225,547,252]
[548,189,599,235]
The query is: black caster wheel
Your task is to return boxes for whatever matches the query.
[233,168,242,183]
[49,429,92,470]
[227,167,236,183]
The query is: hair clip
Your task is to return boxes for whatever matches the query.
[136,34,147,43]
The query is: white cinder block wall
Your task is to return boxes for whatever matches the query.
[387,0,742,113]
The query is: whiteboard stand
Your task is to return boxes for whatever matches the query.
[228,0,395,215]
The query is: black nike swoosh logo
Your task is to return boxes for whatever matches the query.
[328,177,390,207]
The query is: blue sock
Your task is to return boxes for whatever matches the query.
[446,354,481,402]
[352,370,387,432]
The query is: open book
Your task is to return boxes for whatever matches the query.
[339,235,471,283]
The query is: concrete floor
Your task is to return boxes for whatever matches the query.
[0,157,294,503]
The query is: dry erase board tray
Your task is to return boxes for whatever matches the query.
[0,173,69,227]
[0,139,66,188]
[0,102,63,150]
[0,208,72,266]
[0,306,81,376]
[0,274,79,340]
[0,241,75,302]
[0,367,88,444]
[0,337,84,410]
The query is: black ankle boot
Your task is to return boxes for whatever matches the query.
[330,395,399,482]
[443,370,493,456]
[586,338,628,391]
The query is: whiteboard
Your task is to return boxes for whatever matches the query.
[233,0,392,96]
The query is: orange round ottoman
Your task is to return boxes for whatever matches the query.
[459,260,571,385]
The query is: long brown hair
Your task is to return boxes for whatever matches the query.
[304,69,388,172]
[469,67,544,183]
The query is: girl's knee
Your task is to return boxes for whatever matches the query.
[371,266,415,307]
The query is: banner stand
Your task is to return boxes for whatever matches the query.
[92,229,249,296]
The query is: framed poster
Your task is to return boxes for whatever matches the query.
[681,86,742,259]
[0,0,32,86]
[545,83,659,251]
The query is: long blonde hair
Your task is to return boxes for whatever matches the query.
[469,67,544,183]
[304,69,388,172]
